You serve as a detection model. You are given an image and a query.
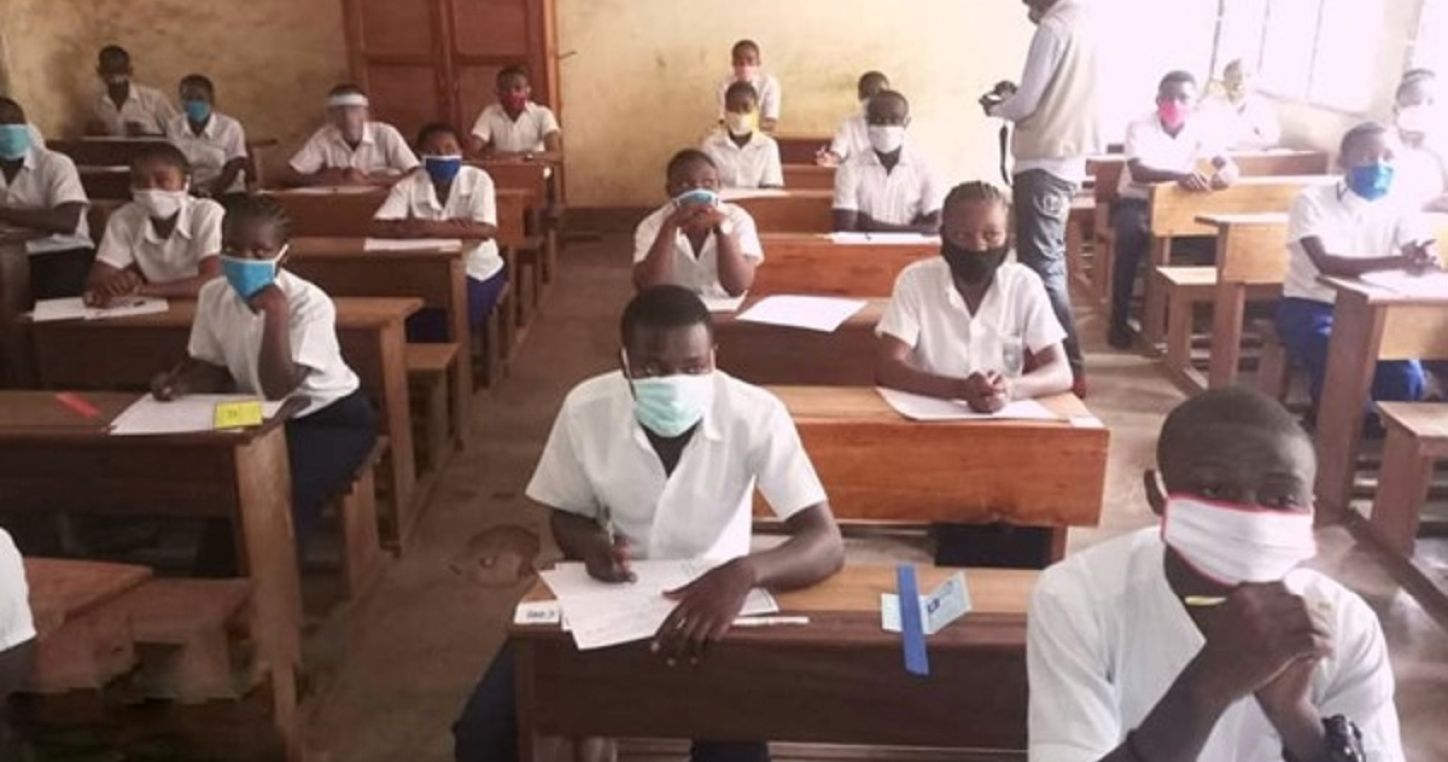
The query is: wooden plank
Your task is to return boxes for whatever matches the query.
[23,558,153,637]
[78,166,132,200]
[268,187,533,247]
[714,298,881,386]
[726,190,834,234]
[775,135,832,165]
[752,234,936,297]
[782,164,834,190]
[1148,175,1334,238]
[46,137,170,167]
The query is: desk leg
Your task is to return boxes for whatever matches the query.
[1092,208,1114,307]
[1369,427,1433,555]
[447,261,472,450]
[378,321,418,542]
[1141,237,1172,346]
[1208,282,1247,389]
[514,639,544,762]
[1314,291,1385,522]
[0,242,33,388]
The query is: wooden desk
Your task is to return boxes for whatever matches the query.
[752,234,936,297]
[715,298,881,386]
[782,164,833,190]
[512,564,1035,758]
[0,230,44,388]
[775,135,833,165]
[726,190,834,234]
[78,166,131,200]
[1193,213,1291,389]
[267,187,533,247]
[46,137,169,167]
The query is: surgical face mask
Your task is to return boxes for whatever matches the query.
[500,90,528,111]
[1396,104,1436,136]
[220,246,287,299]
[724,111,757,136]
[867,124,905,154]
[630,372,716,438]
[183,99,212,123]
[101,73,130,88]
[942,241,1009,285]
[132,188,188,220]
[423,154,463,184]
[1161,494,1317,586]
[0,124,31,160]
[1346,163,1394,201]
[733,64,759,83]
[673,188,719,209]
[1157,101,1190,131]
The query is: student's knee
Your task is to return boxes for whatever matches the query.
[454,642,520,762]
[1373,360,1426,402]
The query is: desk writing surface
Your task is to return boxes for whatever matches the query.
[774,385,1092,422]
[714,298,882,386]
[729,190,834,234]
[752,233,936,296]
[1149,175,1335,237]
[0,390,134,430]
[290,236,463,259]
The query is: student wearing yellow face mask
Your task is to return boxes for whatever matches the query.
[700,82,783,189]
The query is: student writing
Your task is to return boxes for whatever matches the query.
[816,71,890,167]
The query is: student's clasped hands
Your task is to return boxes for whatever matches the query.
[961,371,1010,413]
[1400,241,1441,274]
[82,269,143,307]
[668,203,726,235]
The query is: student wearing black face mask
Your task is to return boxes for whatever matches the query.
[875,181,1073,413]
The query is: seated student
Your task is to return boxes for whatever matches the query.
[1029,387,1404,761]
[717,39,782,132]
[466,66,562,159]
[371,123,508,341]
[876,181,1071,412]
[87,45,178,137]
[816,70,890,167]
[150,195,378,554]
[165,74,249,198]
[454,284,845,762]
[0,97,93,300]
[633,149,763,299]
[1391,69,1448,212]
[82,144,223,306]
[700,82,783,189]
[1203,59,1282,150]
[1109,70,1238,349]
[0,528,32,759]
[286,84,418,187]
[1277,122,1437,415]
[832,90,944,235]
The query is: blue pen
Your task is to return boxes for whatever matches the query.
[897,564,929,677]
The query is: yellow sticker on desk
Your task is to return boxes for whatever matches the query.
[214,401,265,430]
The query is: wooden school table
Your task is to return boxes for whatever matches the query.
[725,190,834,234]
[714,298,882,386]
[774,134,834,164]
[0,229,44,388]
[472,158,562,290]
[48,136,281,190]
[781,164,833,190]
[752,234,937,297]
[78,165,131,200]
[511,564,1037,759]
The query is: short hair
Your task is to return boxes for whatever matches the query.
[98,45,130,67]
[1402,67,1437,85]
[620,285,714,347]
[943,181,1010,214]
[1158,70,1197,92]
[497,66,529,86]
[869,89,910,113]
[1157,387,1308,477]
[328,83,366,99]
[858,70,889,92]
[416,121,458,148]
[1396,70,1436,102]
[0,97,23,121]
[724,81,759,104]
[731,39,761,59]
[221,194,293,244]
[179,73,215,98]
[1340,121,1390,157]
[131,142,192,179]
[665,148,716,179]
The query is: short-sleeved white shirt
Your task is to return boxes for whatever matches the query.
[96,195,223,283]
[0,147,92,255]
[165,112,249,194]
[1203,93,1282,150]
[0,528,35,651]
[1284,182,1428,304]
[188,270,360,417]
[526,370,826,561]
[832,144,944,226]
[878,259,1065,379]
[93,83,178,136]
[1118,112,1230,200]
[632,202,763,299]
[717,73,782,122]
[828,112,870,163]
[288,122,419,176]
[1393,144,1448,211]
[700,129,783,189]
[469,102,560,154]
[373,166,503,281]
[1028,528,1404,762]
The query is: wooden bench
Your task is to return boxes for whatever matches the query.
[752,234,937,297]
[1366,403,1448,556]
[775,135,833,164]
[782,164,834,189]
[337,437,388,598]
[715,298,882,386]
[23,557,151,693]
[406,342,460,470]
[106,577,254,703]
[1156,263,1281,394]
[724,190,834,233]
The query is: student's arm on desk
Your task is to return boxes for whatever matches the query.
[0,201,85,237]
[370,218,497,240]
[138,256,222,299]
[208,158,247,198]
[551,508,635,583]
[836,207,942,235]
[82,261,144,307]
[1299,236,1439,278]
[876,334,995,410]
[152,358,235,400]
[1126,159,1214,192]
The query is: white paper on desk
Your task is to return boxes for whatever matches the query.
[31,297,168,323]
[735,295,866,333]
[282,185,378,195]
[860,232,941,245]
[1359,270,1448,298]
[363,237,464,252]
[109,395,285,436]
[880,572,972,635]
[827,232,874,245]
[700,293,747,313]
[875,387,1059,422]
[717,188,789,201]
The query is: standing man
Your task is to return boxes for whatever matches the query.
[981,0,1101,396]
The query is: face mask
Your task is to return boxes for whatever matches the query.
[1157,101,1189,131]
[423,154,463,184]
[673,188,719,209]
[733,65,759,83]
[943,241,1009,285]
[132,188,188,220]
[0,124,31,160]
[183,99,212,123]
[1161,495,1317,586]
[220,246,287,299]
[1346,163,1394,201]
[868,125,905,154]
[1396,105,1436,136]
[724,111,757,136]
[102,74,129,88]
[501,91,528,111]
[630,372,716,438]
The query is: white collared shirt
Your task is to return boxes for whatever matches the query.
[1203,93,1282,150]
[828,112,870,163]
[0,147,91,255]
[373,166,503,281]
[188,270,360,417]
[469,102,560,154]
[165,112,249,193]
[717,73,782,122]
[701,129,783,189]
[1118,112,1232,200]
[1028,528,1404,762]
[0,528,34,652]
[96,195,223,283]
[526,371,826,561]
[878,258,1065,379]
[1284,181,1427,304]
[93,82,178,136]
[833,144,945,226]
[632,202,764,299]
[1393,143,1448,211]
[288,122,419,176]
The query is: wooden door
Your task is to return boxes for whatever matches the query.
[341,0,452,143]
[444,0,561,131]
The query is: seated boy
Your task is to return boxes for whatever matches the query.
[453,284,845,762]
[0,528,34,759]
[633,149,763,299]
[1391,70,1448,212]
[286,85,418,187]
[700,82,783,189]
[467,66,562,160]
[1203,59,1282,150]
[876,181,1071,411]
[832,90,943,234]
[817,70,890,167]
[87,45,177,137]
[0,97,93,300]
[165,74,249,198]
[1029,387,1403,761]
[717,39,781,132]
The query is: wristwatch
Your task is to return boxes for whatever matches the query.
[716,218,736,237]
[1321,715,1367,761]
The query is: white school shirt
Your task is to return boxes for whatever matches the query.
[96,195,223,283]
[188,270,360,417]
[1393,143,1448,211]
[469,102,561,154]
[716,73,782,122]
[93,82,178,136]
[1028,528,1404,762]
[833,144,945,226]
[0,528,34,652]
[1203,93,1282,150]
[165,112,249,194]
[1283,181,1428,304]
[828,112,870,164]
[631,201,764,299]
[1118,112,1232,200]
[700,129,783,189]
[288,122,419,176]
[526,370,826,561]
[878,259,1066,379]
[0,146,92,255]
[373,166,503,281]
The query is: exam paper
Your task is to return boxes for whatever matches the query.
[32,297,169,323]
[826,232,941,245]
[283,185,379,195]
[881,572,972,635]
[110,395,285,436]
[1359,270,1448,298]
[700,293,748,313]
[717,188,789,201]
[875,387,1059,422]
[363,238,464,252]
[735,295,867,333]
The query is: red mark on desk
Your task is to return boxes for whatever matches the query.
[55,393,101,419]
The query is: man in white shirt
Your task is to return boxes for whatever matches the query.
[454,285,844,762]
[700,82,784,189]
[87,45,178,137]
[286,85,419,187]
[0,97,93,299]
[717,40,782,132]
[832,90,943,235]
[166,74,250,197]
[1390,71,1448,212]
[817,71,890,167]
[0,528,34,758]
[467,66,562,158]
[1203,59,1283,150]
[1029,387,1404,762]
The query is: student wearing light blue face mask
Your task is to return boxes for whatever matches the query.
[165,74,249,198]
[0,96,93,300]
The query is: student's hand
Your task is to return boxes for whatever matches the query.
[695,206,728,234]
[582,534,634,583]
[1186,582,1332,707]
[992,80,1019,97]
[959,372,1005,413]
[398,216,430,236]
[665,203,710,231]
[341,168,372,186]
[981,370,1012,410]
[246,284,289,315]
[814,148,840,168]
[654,558,756,666]
[150,369,184,401]
[1178,172,1214,193]
[1209,172,1233,191]
[1401,241,1440,274]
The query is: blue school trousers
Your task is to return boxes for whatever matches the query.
[406,268,509,343]
[1274,297,1424,406]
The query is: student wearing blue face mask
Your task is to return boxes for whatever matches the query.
[165,74,249,198]
[0,97,93,300]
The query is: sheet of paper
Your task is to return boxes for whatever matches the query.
[283,185,379,196]
[735,295,867,333]
[110,395,285,436]
[363,237,463,252]
[31,298,88,323]
[827,232,875,245]
[513,601,562,626]
[1359,270,1448,299]
[860,232,941,245]
[31,297,168,323]
[875,387,1059,422]
[700,293,747,313]
[717,188,789,201]
[880,572,972,635]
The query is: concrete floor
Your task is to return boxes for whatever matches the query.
[304,234,1448,762]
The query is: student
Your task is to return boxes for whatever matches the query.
[467,66,562,159]
[287,85,418,187]
[87,45,178,137]
[0,528,34,759]
[717,39,781,132]
[454,284,845,762]
[832,90,944,235]
[165,74,249,198]
[372,123,508,341]
[700,82,783,189]
[1277,122,1436,414]
[816,70,890,167]
[150,194,378,550]
[1109,70,1237,349]
[1203,59,1282,150]
[876,182,1071,412]
[0,97,93,300]
[83,143,223,306]
[1029,387,1403,761]
[633,149,763,299]
[1391,70,1448,212]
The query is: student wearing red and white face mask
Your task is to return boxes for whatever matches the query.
[716,39,782,133]
[467,66,562,160]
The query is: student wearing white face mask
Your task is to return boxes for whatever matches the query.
[1391,70,1448,212]
[700,82,783,189]
[816,70,890,167]
[832,90,944,235]
[716,39,782,133]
